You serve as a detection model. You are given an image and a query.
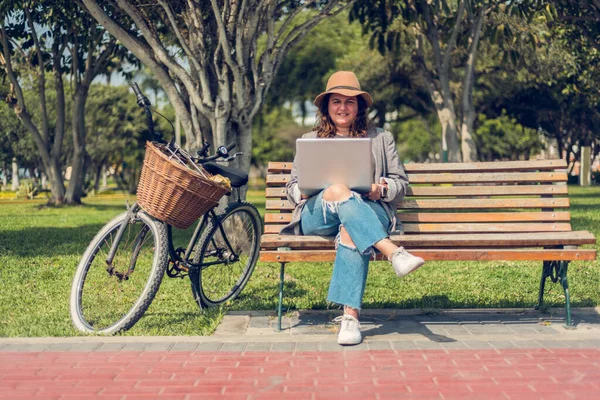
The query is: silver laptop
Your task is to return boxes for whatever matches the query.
[296,138,374,196]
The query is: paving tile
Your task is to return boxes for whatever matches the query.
[440,341,469,350]
[513,340,544,349]
[366,341,392,351]
[66,343,102,352]
[95,343,126,352]
[270,343,295,352]
[170,342,199,352]
[463,341,494,349]
[244,342,272,352]
[390,341,419,351]
[194,342,223,351]
[488,341,518,349]
[535,340,570,349]
[220,343,247,352]
[249,316,272,329]
[415,341,445,350]
[294,342,320,352]
[1,344,50,352]
[45,344,75,352]
[318,342,344,352]
[121,343,150,351]
[145,342,175,351]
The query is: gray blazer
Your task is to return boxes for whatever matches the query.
[280,126,409,236]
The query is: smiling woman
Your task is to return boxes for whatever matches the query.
[278,71,425,346]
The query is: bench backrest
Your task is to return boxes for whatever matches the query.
[264,160,571,236]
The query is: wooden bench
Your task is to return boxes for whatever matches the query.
[259,159,597,330]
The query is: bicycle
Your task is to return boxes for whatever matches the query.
[69,83,262,335]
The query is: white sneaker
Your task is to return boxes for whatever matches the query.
[389,247,425,277]
[334,314,362,345]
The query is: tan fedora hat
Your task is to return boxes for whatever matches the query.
[313,71,373,108]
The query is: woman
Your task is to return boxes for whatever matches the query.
[281,71,425,345]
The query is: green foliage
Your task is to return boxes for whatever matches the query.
[0,77,55,170]
[252,107,301,167]
[267,11,363,113]
[85,84,149,193]
[15,180,48,200]
[474,112,544,161]
[390,115,441,163]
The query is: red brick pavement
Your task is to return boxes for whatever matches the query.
[1,348,599,400]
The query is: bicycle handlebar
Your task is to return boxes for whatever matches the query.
[132,82,239,163]
[131,83,156,140]
[197,143,237,163]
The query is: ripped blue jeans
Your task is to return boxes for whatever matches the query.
[300,189,390,309]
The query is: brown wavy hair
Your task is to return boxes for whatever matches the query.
[314,94,370,138]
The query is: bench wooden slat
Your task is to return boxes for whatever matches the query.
[266,198,570,211]
[398,198,569,209]
[266,172,567,185]
[260,231,596,249]
[265,185,569,198]
[264,211,571,224]
[267,159,567,173]
[409,172,567,184]
[397,211,571,222]
[259,249,596,262]
[263,222,572,234]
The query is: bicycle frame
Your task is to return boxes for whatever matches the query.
[166,207,241,273]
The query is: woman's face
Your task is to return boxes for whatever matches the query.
[327,94,358,131]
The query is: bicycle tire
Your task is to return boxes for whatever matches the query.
[70,210,168,334]
[189,201,262,308]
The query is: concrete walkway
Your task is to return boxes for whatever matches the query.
[1,307,600,399]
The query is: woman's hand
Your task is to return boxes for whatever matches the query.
[364,183,382,201]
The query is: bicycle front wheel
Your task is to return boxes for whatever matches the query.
[190,201,262,308]
[70,211,168,334]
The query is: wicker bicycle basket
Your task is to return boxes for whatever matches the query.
[136,141,230,229]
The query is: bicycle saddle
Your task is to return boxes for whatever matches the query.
[202,162,248,188]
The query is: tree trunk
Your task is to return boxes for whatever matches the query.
[428,86,461,163]
[460,105,477,162]
[65,84,90,204]
[2,161,8,189]
[93,163,103,192]
[102,166,108,188]
[580,146,591,186]
[460,5,485,163]
[29,167,38,186]
[236,122,253,200]
[11,158,19,191]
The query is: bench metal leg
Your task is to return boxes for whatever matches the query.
[558,261,574,328]
[277,262,286,331]
[536,261,557,311]
[535,260,574,328]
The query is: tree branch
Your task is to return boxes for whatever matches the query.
[157,0,203,82]
[462,4,486,110]
[81,0,199,136]
[114,0,207,113]
[442,0,466,76]
[24,7,49,142]
[0,24,49,161]
[210,0,245,113]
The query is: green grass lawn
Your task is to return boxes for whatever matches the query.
[0,187,599,337]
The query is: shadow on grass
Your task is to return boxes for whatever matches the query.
[236,280,309,310]
[0,224,107,257]
[80,203,129,212]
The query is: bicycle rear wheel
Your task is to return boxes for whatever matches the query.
[70,211,168,334]
[190,201,261,308]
